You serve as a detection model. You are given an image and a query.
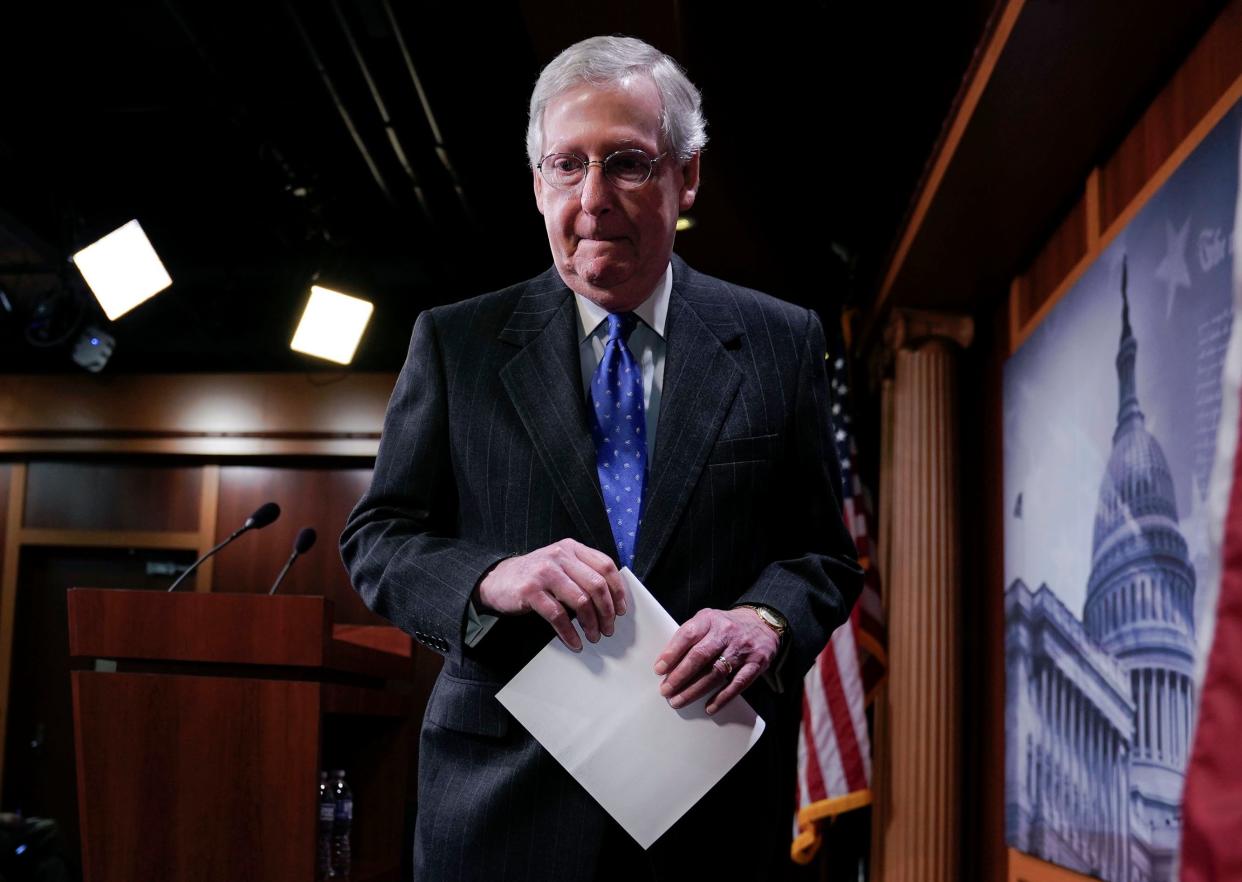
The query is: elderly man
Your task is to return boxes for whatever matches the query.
[341,34,862,881]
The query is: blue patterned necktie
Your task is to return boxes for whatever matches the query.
[588,313,647,569]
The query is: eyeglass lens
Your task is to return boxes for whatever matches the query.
[541,150,654,189]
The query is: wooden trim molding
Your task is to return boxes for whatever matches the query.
[0,373,395,458]
[0,464,27,797]
[1008,848,1099,882]
[197,465,221,593]
[0,435,383,458]
[1007,278,1025,359]
[16,529,202,550]
[885,308,976,354]
[1084,168,1102,250]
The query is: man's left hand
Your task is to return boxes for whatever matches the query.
[653,607,780,715]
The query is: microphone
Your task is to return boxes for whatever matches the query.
[167,502,282,592]
[244,502,281,530]
[268,527,317,595]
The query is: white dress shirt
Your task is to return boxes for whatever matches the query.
[572,262,671,462]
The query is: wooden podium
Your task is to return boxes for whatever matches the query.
[67,588,417,882]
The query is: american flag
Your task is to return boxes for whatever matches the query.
[791,341,888,865]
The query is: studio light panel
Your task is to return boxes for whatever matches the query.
[290,285,374,365]
[72,219,172,320]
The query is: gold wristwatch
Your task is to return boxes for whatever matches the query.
[736,603,788,641]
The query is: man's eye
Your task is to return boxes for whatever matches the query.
[610,157,642,173]
[552,156,581,174]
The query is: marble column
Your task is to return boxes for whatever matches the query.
[1142,670,1152,760]
[1103,731,1111,879]
[1137,670,1146,759]
[1157,669,1165,762]
[1161,670,1167,761]
[1179,674,1186,764]
[1148,670,1155,759]
[1178,675,1185,764]
[1054,671,1063,821]
[1180,675,1186,764]
[1170,674,1178,764]
[1119,735,1127,882]
[1157,675,1167,765]
[1119,740,1131,882]
[1178,675,1184,763]
[873,309,972,882]
[1042,666,1051,817]
[1182,674,1191,764]
[1072,687,1080,834]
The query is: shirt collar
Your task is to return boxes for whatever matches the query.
[573,262,671,344]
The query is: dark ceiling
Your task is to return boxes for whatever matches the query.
[0,1,996,373]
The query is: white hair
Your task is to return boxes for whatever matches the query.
[525,35,708,167]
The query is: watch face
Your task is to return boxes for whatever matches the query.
[752,606,786,632]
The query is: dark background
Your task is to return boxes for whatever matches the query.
[0,0,996,373]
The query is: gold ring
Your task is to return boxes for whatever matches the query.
[713,655,734,676]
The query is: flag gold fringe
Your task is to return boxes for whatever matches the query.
[790,788,872,864]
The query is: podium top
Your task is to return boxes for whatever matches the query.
[67,588,414,681]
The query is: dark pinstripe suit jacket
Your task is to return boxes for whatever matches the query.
[341,255,862,881]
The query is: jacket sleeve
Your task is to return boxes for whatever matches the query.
[340,310,510,665]
[733,307,865,681]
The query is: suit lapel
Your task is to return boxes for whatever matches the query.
[633,259,743,580]
[499,270,618,559]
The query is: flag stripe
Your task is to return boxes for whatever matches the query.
[820,629,868,792]
[800,691,829,803]
[806,648,849,796]
[833,622,872,782]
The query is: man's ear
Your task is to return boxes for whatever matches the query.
[533,167,546,216]
[678,152,701,213]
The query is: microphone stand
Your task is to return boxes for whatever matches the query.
[167,532,240,592]
[268,554,298,595]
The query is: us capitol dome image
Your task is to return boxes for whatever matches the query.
[1005,259,1198,882]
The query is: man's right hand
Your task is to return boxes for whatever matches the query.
[473,539,627,651]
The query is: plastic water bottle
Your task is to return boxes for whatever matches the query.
[317,771,335,879]
[331,769,353,879]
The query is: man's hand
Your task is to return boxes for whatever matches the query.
[474,538,626,652]
[654,607,780,715]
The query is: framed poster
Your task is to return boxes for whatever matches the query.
[1004,100,1241,882]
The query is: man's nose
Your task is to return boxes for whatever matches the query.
[578,162,616,215]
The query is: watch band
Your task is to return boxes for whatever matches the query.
[736,603,788,640]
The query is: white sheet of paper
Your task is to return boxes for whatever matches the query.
[496,568,766,849]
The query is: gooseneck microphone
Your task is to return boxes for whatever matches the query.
[268,527,318,595]
[167,502,282,592]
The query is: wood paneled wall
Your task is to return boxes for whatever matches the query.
[212,465,379,621]
[0,371,398,808]
[24,462,204,532]
[1011,2,1242,350]
[1011,192,1088,333]
[1096,3,1242,233]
